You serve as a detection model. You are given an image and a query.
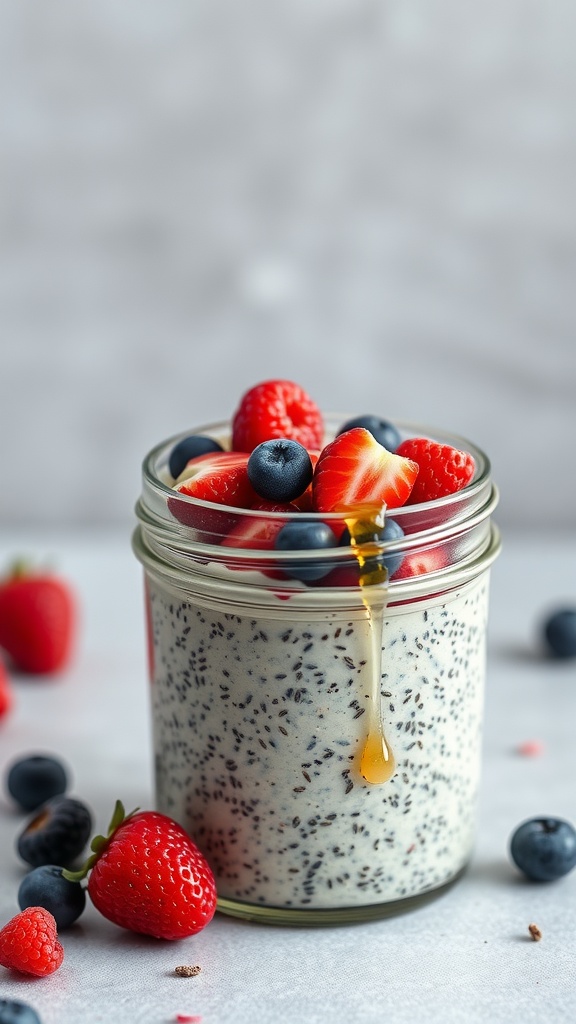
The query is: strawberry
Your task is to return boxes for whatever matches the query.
[172,452,254,502]
[292,449,320,511]
[0,658,13,718]
[221,502,299,550]
[0,564,76,675]
[0,907,63,977]
[395,437,475,503]
[167,452,257,537]
[64,801,217,940]
[231,379,324,453]
[391,545,445,580]
[312,428,419,514]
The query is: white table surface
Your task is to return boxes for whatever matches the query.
[0,527,575,1024]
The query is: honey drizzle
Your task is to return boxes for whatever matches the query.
[343,506,395,785]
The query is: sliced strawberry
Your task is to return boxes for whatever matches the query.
[395,437,475,504]
[391,545,445,580]
[167,452,257,538]
[292,450,320,511]
[312,428,419,513]
[221,502,299,550]
[231,380,324,452]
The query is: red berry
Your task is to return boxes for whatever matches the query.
[172,452,255,505]
[69,802,217,940]
[231,380,324,453]
[168,452,257,537]
[0,907,63,977]
[0,659,13,718]
[312,428,419,514]
[391,545,445,580]
[221,502,299,550]
[291,449,320,511]
[395,437,475,504]
[0,567,76,675]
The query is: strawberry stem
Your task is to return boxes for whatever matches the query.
[61,799,140,883]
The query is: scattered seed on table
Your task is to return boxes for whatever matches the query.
[174,965,202,977]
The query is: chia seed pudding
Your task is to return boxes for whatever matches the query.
[133,416,500,923]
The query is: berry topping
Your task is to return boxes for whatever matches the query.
[64,801,217,940]
[168,452,257,536]
[510,817,576,882]
[6,754,69,812]
[231,380,324,453]
[247,439,313,503]
[312,428,419,513]
[0,564,76,675]
[337,415,401,452]
[339,516,406,579]
[171,452,255,507]
[395,437,475,504]
[221,503,299,550]
[542,608,576,659]
[0,1000,42,1024]
[0,908,63,977]
[18,866,86,931]
[168,435,224,480]
[390,545,445,580]
[17,796,93,869]
[274,520,339,581]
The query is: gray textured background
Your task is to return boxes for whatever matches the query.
[1,0,575,529]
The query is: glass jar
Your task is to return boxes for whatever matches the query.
[133,417,500,925]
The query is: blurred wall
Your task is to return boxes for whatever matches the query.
[1,0,575,529]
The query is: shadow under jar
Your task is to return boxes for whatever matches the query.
[133,417,501,925]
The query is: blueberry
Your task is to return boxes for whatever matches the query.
[247,439,313,503]
[274,520,338,581]
[542,608,576,659]
[337,415,401,452]
[18,864,86,930]
[0,1000,42,1024]
[168,434,224,479]
[17,796,93,869]
[339,517,405,578]
[510,817,576,881]
[6,754,68,812]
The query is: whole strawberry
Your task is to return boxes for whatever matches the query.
[0,907,63,977]
[65,801,217,940]
[0,563,76,674]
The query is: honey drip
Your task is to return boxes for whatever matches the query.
[343,506,395,785]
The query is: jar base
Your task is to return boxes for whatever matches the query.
[216,865,467,927]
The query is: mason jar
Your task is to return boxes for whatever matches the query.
[132,417,500,925]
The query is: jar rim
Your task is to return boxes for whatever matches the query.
[140,416,493,539]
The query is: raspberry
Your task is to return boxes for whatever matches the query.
[0,908,63,977]
[395,437,475,503]
[231,380,324,453]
